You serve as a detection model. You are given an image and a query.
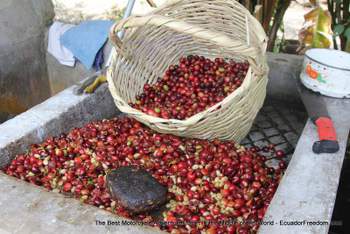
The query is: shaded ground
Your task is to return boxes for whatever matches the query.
[329,140,350,234]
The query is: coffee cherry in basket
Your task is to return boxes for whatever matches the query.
[131,55,249,120]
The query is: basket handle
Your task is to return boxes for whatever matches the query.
[146,0,157,7]
[109,14,267,75]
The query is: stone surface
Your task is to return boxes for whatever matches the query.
[107,166,167,214]
[249,131,265,142]
[0,0,54,119]
[263,128,279,137]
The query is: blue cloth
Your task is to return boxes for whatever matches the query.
[61,20,114,70]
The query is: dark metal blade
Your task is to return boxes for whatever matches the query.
[296,79,329,119]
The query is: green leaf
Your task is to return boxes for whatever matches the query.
[344,27,350,39]
[333,24,345,36]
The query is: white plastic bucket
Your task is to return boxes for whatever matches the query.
[300,49,350,98]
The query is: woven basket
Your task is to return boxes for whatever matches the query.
[107,0,268,142]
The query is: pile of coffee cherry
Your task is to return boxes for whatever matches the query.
[131,55,249,120]
[5,117,286,233]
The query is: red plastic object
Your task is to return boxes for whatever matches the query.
[315,117,337,141]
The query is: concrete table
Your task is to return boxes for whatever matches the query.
[0,53,347,234]
[259,98,350,234]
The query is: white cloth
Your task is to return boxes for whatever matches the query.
[47,21,75,67]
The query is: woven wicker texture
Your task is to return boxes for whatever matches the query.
[107,0,269,142]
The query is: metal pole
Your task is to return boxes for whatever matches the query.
[118,0,136,39]
[106,0,136,67]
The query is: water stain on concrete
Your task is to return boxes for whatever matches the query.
[0,96,26,114]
